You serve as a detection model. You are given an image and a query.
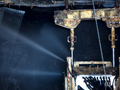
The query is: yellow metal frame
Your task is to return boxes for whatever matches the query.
[54,8,120,29]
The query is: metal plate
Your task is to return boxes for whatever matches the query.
[80,10,93,19]
[54,11,67,19]
[55,18,80,29]
[106,9,118,17]
[95,9,105,18]
[67,10,79,19]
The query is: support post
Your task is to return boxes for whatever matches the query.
[111,27,115,67]
[70,29,74,67]
[67,57,72,90]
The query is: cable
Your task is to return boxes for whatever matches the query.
[92,0,107,89]
[92,0,106,75]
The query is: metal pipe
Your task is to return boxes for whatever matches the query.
[71,50,73,67]
[70,29,74,67]
[111,27,116,67]
[112,48,115,67]
[67,57,72,90]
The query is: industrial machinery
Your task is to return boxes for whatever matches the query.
[54,0,120,90]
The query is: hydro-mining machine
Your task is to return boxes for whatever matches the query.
[54,0,120,90]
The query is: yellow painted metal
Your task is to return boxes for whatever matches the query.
[111,27,116,49]
[106,9,118,17]
[55,19,80,29]
[108,27,116,49]
[95,9,105,19]
[67,10,79,19]
[74,61,112,67]
[54,8,120,19]
[54,8,120,29]
[70,29,74,50]
[54,8,120,55]
[105,17,120,28]
[72,77,75,90]
[80,10,93,18]
[67,57,72,90]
